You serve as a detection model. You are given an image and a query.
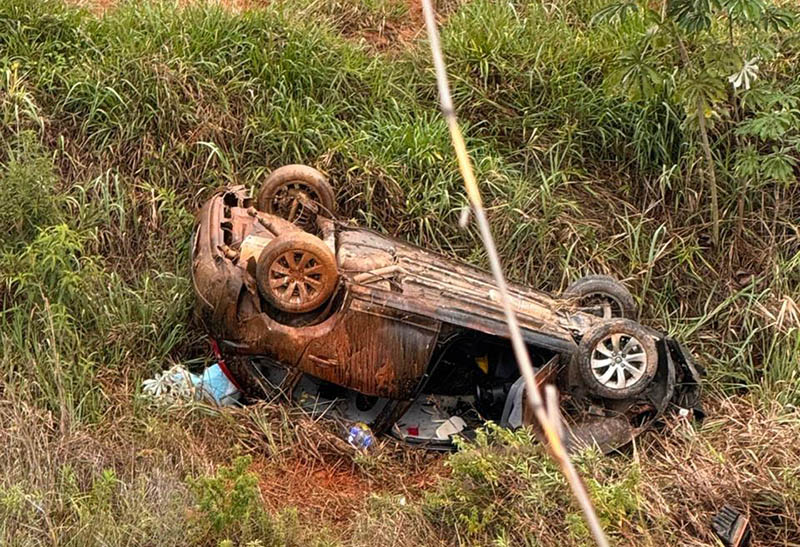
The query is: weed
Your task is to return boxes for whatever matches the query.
[0,133,60,241]
[190,455,280,545]
[422,424,647,545]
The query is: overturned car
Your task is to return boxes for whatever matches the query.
[191,164,702,452]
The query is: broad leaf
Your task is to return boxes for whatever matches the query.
[728,58,760,90]
[607,46,664,101]
[592,1,641,25]
[668,0,719,33]
[759,6,796,32]
[740,84,799,112]
[679,71,727,118]
[735,110,798,140]
[761,147,798,183]
[720,0,765,21]
[733,146,761,178]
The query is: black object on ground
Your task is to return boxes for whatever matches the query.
[711,505,751,547]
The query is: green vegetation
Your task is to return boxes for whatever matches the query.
[0,0,798,545]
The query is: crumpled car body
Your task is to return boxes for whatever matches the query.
[192,182,702,452]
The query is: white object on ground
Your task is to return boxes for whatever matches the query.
[435,415,467,439]
[142,364,240,406]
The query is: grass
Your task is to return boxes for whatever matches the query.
[0,0,798,545]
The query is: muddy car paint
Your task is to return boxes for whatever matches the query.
[192,185,702,451]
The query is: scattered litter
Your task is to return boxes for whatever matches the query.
[142,363,240,406]
[435,416,467,439]
[711,505,751,547]
[346,422,374,450]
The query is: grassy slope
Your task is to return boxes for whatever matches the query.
[0,0,798,545]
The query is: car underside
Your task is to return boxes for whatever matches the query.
[192,165,703,452]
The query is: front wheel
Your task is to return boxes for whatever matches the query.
[576,319,658,400]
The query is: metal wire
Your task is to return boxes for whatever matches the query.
[420,2,610,545]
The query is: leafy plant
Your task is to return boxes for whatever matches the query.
[0,133,60,243]
[0,1,796,545]
[593,0,798,245]
[423,423,646,544]
[190,456,280,545]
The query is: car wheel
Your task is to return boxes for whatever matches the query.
[576,319,658,400]
[256,232,338,313]
[563,275,636,319]
[257,164,336,231]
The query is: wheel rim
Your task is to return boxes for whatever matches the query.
[589,332,649,390]
[270,181,323,227]
[267,248,332,309]
[581,293,623,319]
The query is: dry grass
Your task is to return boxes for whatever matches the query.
[633,398,800,546]
[341,397,800,546]
[0,385,452,545]
[3,388,799,545]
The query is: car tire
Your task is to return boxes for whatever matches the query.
[256,164,336,231]
[576,318,658,400]
[563,275,636,319]
[256,232,338,313]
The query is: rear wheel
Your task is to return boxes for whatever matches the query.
[256,232,338,313]
[563,275,636,319]
[576,319,657,400]
[257,164,335,232]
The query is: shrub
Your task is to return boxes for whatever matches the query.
[424,423,644,545]
[190,456,281,545]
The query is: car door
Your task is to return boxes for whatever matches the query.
[297,295,441,399]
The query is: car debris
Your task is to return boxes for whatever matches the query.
[190,164,703,452]
[142,363,241,406]
[712,506,752,547]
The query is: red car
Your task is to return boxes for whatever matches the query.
[192,165,702,451]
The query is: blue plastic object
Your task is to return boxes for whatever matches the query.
[346,422,374,450]
[193,363,240,406]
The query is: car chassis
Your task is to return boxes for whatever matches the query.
[192,165,702,451]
